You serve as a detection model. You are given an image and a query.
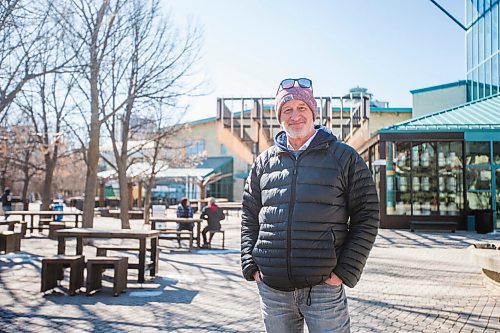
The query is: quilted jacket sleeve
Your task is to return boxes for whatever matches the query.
[333,149,379,288]
[241,157,263,281]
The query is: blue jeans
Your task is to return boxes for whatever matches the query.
[3,205,11,220]
[257,281,350,333]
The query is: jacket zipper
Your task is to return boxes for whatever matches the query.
[285,142,329,285]
[286,156,298,284]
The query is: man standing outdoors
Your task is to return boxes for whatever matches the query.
[241,78,379,332]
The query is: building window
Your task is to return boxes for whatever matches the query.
[220,144,228,155]
[466,141,492,210]
[466,0,500,101]
[494,141,500,165]
[437,142,464,216]
[411,142,438,216]
[186,139,205,157]
[386,141,464,216]
[386,141,410,216]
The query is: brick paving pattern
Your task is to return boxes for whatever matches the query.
[0,214,499,332]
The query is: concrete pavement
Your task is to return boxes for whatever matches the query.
[0,213,499,332]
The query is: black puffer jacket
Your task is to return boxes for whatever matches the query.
[241,126,379,291]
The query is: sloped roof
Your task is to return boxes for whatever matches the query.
[380,94,500,133]
[97,157,233,180]
[197,156,232,170]
[97,164,214,180]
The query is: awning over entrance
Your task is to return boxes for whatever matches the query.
[380,94,500,133]
[97,164,215,180]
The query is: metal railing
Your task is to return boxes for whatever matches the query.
[216,94,370,157]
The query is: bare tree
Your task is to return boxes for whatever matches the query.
[99,0,203,229]
[133,110,191,224]
[0,0,76,117]
[16,72,76,210]
[9,125,44,207]
[52,0,123,228]
[52,0,203,229]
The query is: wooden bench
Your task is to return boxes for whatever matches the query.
[95,245,143,257]
[157,229,193,250]
[410,221,457,233]
[86,256,128,296]
[0,231,21,253]
[41,255,85,295]
[18,221,27,237]
[48,222,66,239]
[38,215,54,233]
[0,220,27,237]
[95,245,157,272]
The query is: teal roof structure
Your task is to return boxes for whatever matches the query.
[410,80,467,94]
[97,157,233,180]
[197,156,232,170]
[380,94,500,133]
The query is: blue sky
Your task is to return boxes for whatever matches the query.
[165,0,466,121]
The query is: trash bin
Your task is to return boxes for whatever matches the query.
[52,203,64,222]
[475,209,493,234]
[467,215,475,231]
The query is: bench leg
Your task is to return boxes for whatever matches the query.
[115,261,128,296]
[86,263,103,295]
[14,233,21,252]
[20,222,27,237]
[69,258,84,295]
[41,262,62,292]
[0,236,5,253]
[5,236,15,253]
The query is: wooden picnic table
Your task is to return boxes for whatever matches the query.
[0,220,27,236]
[56,228,160,283]
[107,210,144,219]
[0,220,21,231]
[9,210,83,234]
[150,217,204,248]
[216,202,242,217]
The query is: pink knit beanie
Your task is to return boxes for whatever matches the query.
[275,86,317,122]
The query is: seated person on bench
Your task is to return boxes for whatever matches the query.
[176,198,194,247]
[200,197,225,248]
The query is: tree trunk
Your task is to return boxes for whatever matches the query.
[143,177,154,224]
[82,115,100,228]
[117,167,130,229]
[21,164,30,210]
[21,152,31,210]
[98,181,105,207]
[41,159,55,211]
[81,0,111,229]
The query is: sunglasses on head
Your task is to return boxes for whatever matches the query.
[277,78,313,94]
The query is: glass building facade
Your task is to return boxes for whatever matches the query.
[366,91,500,232]
[466,0,500,100]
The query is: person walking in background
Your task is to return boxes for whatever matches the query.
[1,188,12,221]
[241,78,379,332]
[176,197,193,248]
[200,197,225,248]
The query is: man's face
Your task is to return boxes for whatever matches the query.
[280,99,315,139]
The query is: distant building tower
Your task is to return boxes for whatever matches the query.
[344,87,389,108]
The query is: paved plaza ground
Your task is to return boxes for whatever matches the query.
[0,212,499,332]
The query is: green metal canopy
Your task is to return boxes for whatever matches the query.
[380,94,500,133]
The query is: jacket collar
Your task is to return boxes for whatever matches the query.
[274,125,337,152]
